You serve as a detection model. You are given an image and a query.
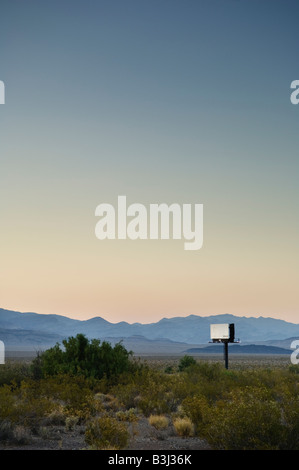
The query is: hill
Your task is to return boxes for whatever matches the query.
[0,308,298,354]
[185,344,291,355]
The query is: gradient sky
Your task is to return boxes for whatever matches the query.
[0,0,298,324]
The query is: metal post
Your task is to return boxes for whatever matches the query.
[224,341,228,369]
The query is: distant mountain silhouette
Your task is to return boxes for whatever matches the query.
[0,308,298,353]
[185,344,291,355]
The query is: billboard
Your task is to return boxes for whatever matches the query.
[210,323,235,343]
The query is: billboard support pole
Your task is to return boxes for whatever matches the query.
[224,340,229,369]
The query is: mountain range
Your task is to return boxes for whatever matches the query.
[1,308,299,355]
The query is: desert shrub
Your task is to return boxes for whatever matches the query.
[38,374,100,421]
[196,361,224,381]
[9,374,99,425]
[0,382,49,429]
[44,406,66,426]
[173,417,194,437]
[0,373,98,433]
[96,393,121,412]
[115,408,138,422]
[148,414,169,430]
[0,361,32,386]
[111,382,141,410]
[182,361,224,383]
[188,387,285,450]
[14,381,56,429]
[138,387,174,416]
[112,366,178,416]
[32,334,134,382]
[179,362,236,403]
[182,395,209,433]
[178,355,196,372]
[166,374,198,405]
[0,385,16,421]
[85,414,129,450]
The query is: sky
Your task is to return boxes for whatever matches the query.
[0,0,298,324]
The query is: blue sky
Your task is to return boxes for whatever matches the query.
[0,1,298,323]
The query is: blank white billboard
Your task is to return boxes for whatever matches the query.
[210,323,230,341]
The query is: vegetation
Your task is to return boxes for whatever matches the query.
[148,414,169,430]
[0,337,298,450]
[85,414,130,450]
[31,334,134,381]
[173,416,194,437]
[178,355,197,371]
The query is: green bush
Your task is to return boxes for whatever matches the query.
[178,355,196,372]
[32,334,134,381]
